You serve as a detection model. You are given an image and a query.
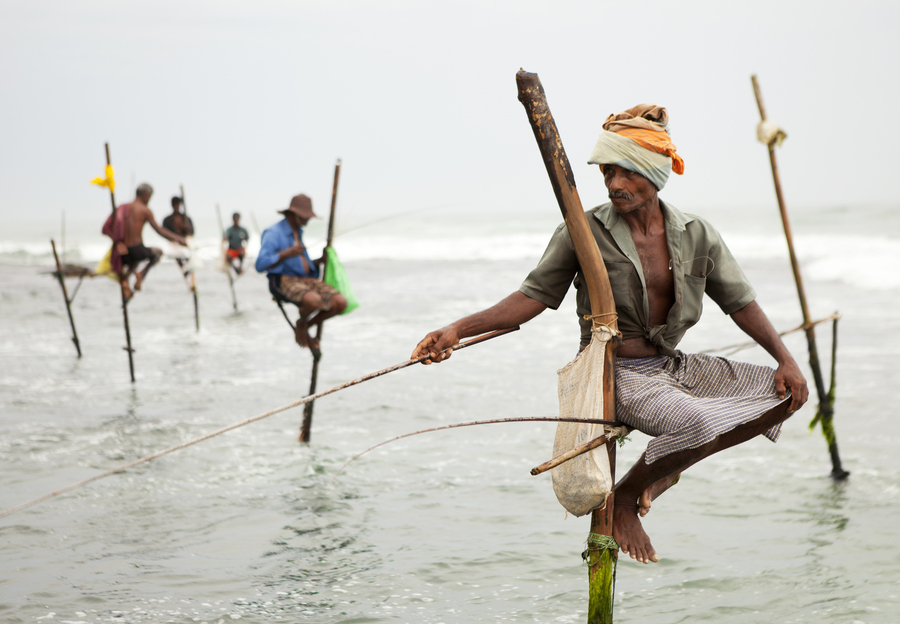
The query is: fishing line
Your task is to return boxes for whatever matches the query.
[0,327,519,520]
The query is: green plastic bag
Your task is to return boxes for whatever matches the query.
[323,246,359,315]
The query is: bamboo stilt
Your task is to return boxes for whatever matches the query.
[50,239,82,358]
[515,70,620,624]
[215,203,239,311]
[104,143,135,382]
[750,75,848,480]
[300,158,342,443]
[180,184,200,332]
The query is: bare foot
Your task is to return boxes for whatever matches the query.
[638,472,681,518]
[294,318,311,348]
[121,281,133,304]
[134,272,143,291]
[613,501,659,564]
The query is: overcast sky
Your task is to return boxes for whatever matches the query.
[3,0,898,241]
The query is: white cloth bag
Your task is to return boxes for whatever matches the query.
[551,325,618,517]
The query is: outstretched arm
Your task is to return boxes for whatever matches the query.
[411,291,547,364]
[730,300,809,412]
[149,213,186,245]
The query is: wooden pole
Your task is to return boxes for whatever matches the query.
[300,158,342,443]
[515,70,620,624]
[750,75,848,480]
[104,143,136,382]
[50,238,82,358]
[180,184,200,332]
[215,203,239,311]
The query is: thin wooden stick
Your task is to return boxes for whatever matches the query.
[180,184,200,332]
[300,158,342,443]
[699,312,841,356]
[0,327,519,521]
[332,415,620,483]
[750,75,848,480]
[530,431,620,476]
[50,239,82,358]
[104,143,135,382]
[215,203,239,311]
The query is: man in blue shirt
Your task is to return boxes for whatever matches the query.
[256,194,347,351]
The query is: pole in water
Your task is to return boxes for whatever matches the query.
[750,75,848,480]
[50,239,82,358]
[300,158,342,443]
[215,203,239,311]
[516,70,620,624]
[180,184,200,332]
[104,143,136,382]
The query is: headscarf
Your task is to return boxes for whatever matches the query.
[587,104,684,191]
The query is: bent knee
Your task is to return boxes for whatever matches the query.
[333,294,348,313]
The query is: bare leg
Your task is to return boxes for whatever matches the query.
[614,399,794,564]
[135,249,163,291]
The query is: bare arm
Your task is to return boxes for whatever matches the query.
[730,300,809,412]
[148,212,186,246]
[411,291,547,364]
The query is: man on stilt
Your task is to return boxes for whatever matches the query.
[102,183,185,302]
[256,194,347,354]
[223,212,250,275]
[162,195,195,275]
[412,104,809,564]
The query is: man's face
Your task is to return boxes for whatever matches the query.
[137,191,152,204]
[233,214,240,226]
[601,164,658,214]
[285,211,309,229]
[172,202,182,214]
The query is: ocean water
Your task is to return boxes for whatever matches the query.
[1,204,899,623]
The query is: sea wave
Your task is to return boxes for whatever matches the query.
[3,230,898,290]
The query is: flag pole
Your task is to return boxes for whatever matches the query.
[299,158,341,443]
[50,239,82,358]
[180,184,200,332]
[215,203,239,311]
[104,143,136,382]
[750,75,848,480]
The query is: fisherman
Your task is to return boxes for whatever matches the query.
[255,194,347,352]
[103,183,186,301]
[162,196,194,274]
[223,212,250,275]
[411,104,809,565]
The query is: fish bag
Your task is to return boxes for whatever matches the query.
[551,325,617,517]
[323,246,359,314]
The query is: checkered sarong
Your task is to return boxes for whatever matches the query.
[615,352,788,464]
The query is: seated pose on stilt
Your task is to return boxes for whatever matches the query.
[223,212,250,275]
[162,196,195,275]
[255,194,347,353]
[102,183,185,302]
[411,104,809,565]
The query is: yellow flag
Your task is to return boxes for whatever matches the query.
[90,164,116,192]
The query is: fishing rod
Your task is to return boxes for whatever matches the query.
[0,327,519,520]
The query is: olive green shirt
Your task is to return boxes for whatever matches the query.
[519,201,756,355]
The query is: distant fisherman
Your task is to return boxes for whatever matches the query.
[102,183,185,301]
[223,212,250,275]
[162,196,194,274]
[256,194,347,352]
[412,104,809,564]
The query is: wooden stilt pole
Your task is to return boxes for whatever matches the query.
[180,184,200,332]
[300,158,342,443]
[215,203,239,311]
[516,70,620,623]
[104,143,135,382]
[50,238,82,358]
[750,75,848,480]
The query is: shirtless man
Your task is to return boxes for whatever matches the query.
[118,183,185,300]
[411,104,809,564]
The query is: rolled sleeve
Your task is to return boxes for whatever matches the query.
[705,236,756,314]
[255,228,282,273]
[519,223,579,310]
